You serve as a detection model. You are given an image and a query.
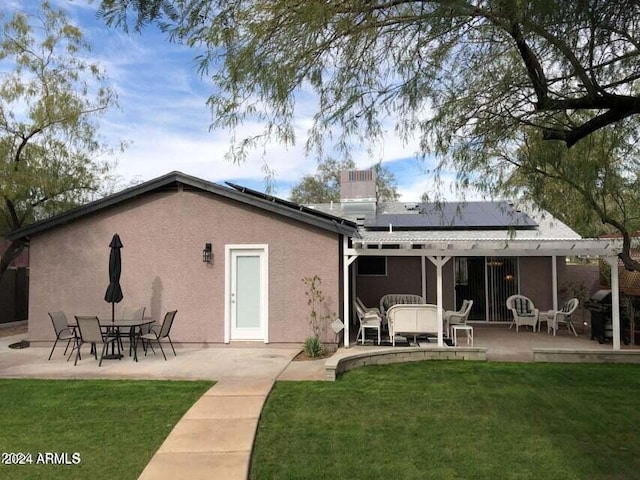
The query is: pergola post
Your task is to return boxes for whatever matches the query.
[427,256,451,347]
[343,236,358,348]
[605,256,621,350]
[421,256,427,300]
[551,255,558,310]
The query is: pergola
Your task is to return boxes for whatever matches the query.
[342,236,624,349]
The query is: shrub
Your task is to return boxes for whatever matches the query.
[302,275,334,339]
[303,336,323,358]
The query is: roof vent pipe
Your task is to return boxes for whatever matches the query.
[389,223,393,232]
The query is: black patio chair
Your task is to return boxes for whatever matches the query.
[47,311,78,361]
[139,310,177,360]
[74,316,119,367]
[126,306,146,356]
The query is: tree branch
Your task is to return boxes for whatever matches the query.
[542,107,640,147]
[523,21,599,97]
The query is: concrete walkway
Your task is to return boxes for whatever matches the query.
[138,377,276,480]
[137,355,332,479]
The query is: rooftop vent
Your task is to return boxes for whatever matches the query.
[340,169,377,220]
[340,169,377,202]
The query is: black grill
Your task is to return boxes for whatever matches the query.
[584,289,630,344]
[584,289,611,343]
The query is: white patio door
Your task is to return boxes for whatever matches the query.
[226,246,268,342]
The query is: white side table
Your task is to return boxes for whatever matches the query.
[452,324,474,346]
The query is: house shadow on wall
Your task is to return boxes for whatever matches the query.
[149,276,163,322]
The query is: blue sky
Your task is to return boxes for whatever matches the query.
[5,0,474,202]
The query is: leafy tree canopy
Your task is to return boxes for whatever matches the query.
[0,1,120,276]
[289,159,399,204]
[504,119,640,270]
[99,0,640,159]
[98,0,640,268]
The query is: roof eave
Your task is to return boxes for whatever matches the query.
[8,172,358,241]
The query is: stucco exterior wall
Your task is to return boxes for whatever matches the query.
[29,190,340,344]
[426,260,455,310]
[355,256,422,309]
[558,262,601,298]
[518,256,554,310]
[354,256,456,311]
[557,261,600,326]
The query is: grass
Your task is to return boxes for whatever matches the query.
[0,379,213,480]
[251,361,640,480]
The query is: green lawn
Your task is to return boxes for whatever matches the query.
[0,379,213,480]
[251,362,640,480]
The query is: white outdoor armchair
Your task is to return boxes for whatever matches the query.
[356,297,381,315]
[444,300,473,337]
[547,298,580,336]
[506,295,539,332]
[354,301,382,345]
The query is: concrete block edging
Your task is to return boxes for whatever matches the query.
[533,348,640,363]
[325,346,487,381]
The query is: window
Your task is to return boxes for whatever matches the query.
[455,257,468,286]
[357,256,387,276]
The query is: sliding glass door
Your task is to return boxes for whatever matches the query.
[455,256,519,321]
[486,257,518,321]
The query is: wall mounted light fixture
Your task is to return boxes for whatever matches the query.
[203,243,212,263]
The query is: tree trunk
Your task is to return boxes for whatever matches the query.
[0,240,25,283]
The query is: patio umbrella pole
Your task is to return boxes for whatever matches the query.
[104,233,124,360]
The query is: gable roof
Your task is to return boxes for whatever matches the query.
[8,171,358,241]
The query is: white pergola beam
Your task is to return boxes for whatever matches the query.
[345,239,619,258]
[346,247,618,258]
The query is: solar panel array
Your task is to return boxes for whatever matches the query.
[365,201,538,230]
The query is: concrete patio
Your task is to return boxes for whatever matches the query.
[468,322,635,361]
[0,330,299,381]
[2,322,638,384]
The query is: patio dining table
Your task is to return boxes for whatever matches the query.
[70,317,155,362]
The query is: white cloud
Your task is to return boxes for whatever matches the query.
[4,1,463,200]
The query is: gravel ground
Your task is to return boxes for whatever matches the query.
[0,323,27,338]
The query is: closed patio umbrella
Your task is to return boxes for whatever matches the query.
[104,233,124,323]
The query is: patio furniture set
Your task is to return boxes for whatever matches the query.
[47,309,178,366]
[355,295,474,347]
[506,295,580,336]
[356,293,580,346]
